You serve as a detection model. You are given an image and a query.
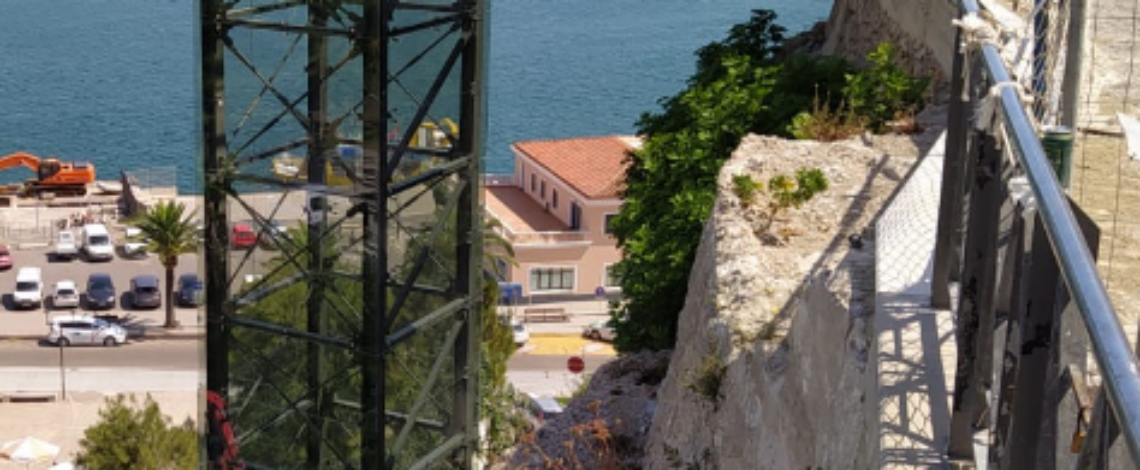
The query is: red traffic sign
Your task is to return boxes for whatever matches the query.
[568,356,585,374]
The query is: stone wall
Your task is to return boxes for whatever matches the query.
[822,0,958,98]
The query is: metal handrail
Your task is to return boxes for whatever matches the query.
[961,0,1140,461]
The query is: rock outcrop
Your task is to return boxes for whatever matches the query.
[643,123,944,468]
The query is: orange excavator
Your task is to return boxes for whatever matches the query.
[0,151,96,197]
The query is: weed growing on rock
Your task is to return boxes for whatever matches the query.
[518,400,622,469]
[732,173,762,207]
[744,167,829,243]
[788,91,866,141]
[685,344,727,407]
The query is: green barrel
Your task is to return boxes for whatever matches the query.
[1040,125,1074,188]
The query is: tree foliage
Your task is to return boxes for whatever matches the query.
[76,394,198,470]
[130,200,197,328]
[610,10,840,352]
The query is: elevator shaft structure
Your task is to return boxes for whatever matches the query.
[200,0,485,467]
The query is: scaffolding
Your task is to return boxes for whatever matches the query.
[200,0,485,467]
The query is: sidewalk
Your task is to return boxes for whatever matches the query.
[497,298,613,335]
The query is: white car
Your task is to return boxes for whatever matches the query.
[512,320,530,346]
[48,315,128,347]
[583,320,617,342]
[51,280,80,309]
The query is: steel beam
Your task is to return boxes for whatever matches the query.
[948,128,1004,464]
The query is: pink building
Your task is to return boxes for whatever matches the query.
[484,135,640,298]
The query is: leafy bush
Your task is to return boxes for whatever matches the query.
[610,11,921,353]
[76,394,198,469]
[843,43,929,132]
[610,10,787,352]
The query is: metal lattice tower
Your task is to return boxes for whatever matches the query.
[200,0,485,467]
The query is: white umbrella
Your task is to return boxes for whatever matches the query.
[0,436,60,464]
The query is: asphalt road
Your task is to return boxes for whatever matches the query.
[507,352,613,398]
[0,340,201,392]
[0,339,200,370]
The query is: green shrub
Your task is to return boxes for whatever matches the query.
[76,394,198,469]
[843,43,929,132]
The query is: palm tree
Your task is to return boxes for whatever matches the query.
[133,200,197,328]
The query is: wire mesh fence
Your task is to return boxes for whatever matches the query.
[991,0,1140,338]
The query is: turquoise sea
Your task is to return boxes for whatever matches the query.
[0,0,831,193]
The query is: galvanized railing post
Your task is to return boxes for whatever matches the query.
[933,15,971,308]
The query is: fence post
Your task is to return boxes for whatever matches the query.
[1035,198,1100,469]
[948,126,1004,464]
[933,20,971,308]
[991,200,1029,467]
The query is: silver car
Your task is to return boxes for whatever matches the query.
[48,315,127,347]
[51,280,80,309]
[582,320,617,342]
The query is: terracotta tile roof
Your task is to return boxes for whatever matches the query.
[512,135,639,199]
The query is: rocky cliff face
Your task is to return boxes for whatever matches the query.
[822,0,957,96]
[643,125,942,468]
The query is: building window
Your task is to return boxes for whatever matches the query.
[552,190,559,209]
[530,174,536,192]
[604,213,618,234]
[530,267,575,292]
[540,180,546,199]
[604,264,623,288]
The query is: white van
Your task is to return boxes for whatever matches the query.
[54,230,78,261]
[80,223,114,261]
[12,267,43,309]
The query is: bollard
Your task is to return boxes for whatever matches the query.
[1041,125,1075,188]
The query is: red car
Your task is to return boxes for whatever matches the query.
[231,223,257,249]
[0,244,11,270]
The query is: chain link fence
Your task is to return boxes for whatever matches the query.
[990,0,1140,334]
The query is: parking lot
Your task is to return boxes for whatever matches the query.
[0,240,205,340]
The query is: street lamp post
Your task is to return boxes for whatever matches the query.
[58,341,66,401]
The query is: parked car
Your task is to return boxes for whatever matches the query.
[48,315,127,347]
[523,393,564,430]
[85,273,116,310]
[177,273,203,307]
[53,231,78,261]
[51,280,80,309]
[0,244,11,270]
[512,320,530,347]
[231,223,257,249]
[582,320,617,342]
[129,275,161,309]
[12,267,44,310]
[80,223,115,262]
[118,227,149,259]
[258,220,289,250]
